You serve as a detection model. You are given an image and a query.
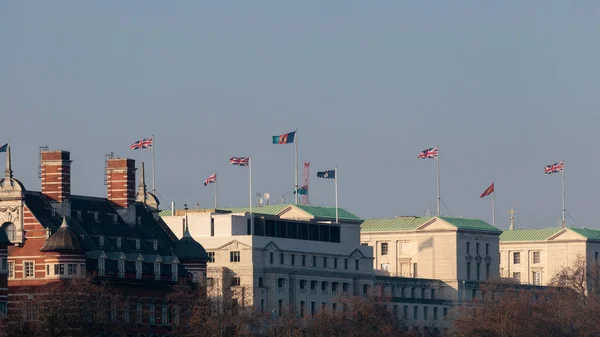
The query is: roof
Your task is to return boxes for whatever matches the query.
[568,227,600,241]
[40,216,84,252]
[173,229,209,261]
[361,216,500,233]
[499,228,563,242]
[220,204,362,221]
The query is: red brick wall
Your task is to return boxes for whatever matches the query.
[106,158,136,208]
[40,150,71,202]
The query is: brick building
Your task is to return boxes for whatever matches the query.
[0,146,208,336]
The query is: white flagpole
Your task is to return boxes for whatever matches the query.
[436,145,440,217]
[335,167,338,224]
[561,162,566,228]
[151,134,156,194]
[214,173,218,209]
[295,130,299,204]
[249,156,253,233]
[492,181,496,227]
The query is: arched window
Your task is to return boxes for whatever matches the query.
[1,222,16,241]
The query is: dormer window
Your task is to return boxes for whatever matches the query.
[118,260,125,278]
[94,213,99,221]
[99,236,105,248]
[136,261,142,279]
[51,210,56,217]
[113,214,118,223]
[77,211,82,219]
[135,239,140,250]
[98,258,105,277]
[137,216,142,225]
[171,263,178,282]
[153,241,158,251]
[154,262,160,280]
[117,238,122,248]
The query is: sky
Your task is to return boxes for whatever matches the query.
[1,1,600,230]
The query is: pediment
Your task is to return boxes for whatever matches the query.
[216,240,252,251]
[548,229,583,241]
[279,206,313,220]
[417,218,454,231]
[349,249,366,258]
[263,241,281,252]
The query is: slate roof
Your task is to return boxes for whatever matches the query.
[499,228,564,242]
[40,216,83,252]
[173,229,209,261]
[361,216,500,233]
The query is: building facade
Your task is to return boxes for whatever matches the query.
[0,146,208,336]
[499,227,600,286]
[160,204,374,318]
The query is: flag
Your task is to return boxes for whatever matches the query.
[229,157,249,167]
[545,161,564,174]
[204,173,217,186]
[0,143,7,153]
[317,170,335,179]
[272,131,296,144]
[130,137,153,150]
[480,182,494,198]
[294,185,308,195]
[417,147,438,159]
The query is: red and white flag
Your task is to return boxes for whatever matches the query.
[204,173,217,186]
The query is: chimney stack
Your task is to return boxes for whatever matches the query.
[41,150,71,202]
[106,158,136,208]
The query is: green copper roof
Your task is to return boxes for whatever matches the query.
[220,205,289,216]
[440,217,501,232]
[158,209,172,216]
[361,217,500,233]
[567,227,600,240]
[499,228,563,242]
[361,217,434,232]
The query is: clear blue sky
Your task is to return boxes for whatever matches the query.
[2,2,599,229]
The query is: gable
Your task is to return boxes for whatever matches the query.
[349,249,365,258]
[216,240,252,251]
[548,228,586,241]
[263,241,281,252]
[279,206,313,220]
[417,218,456,231]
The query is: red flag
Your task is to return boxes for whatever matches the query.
[480,182,494,198]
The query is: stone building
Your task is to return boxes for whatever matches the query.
[0,146,208,336]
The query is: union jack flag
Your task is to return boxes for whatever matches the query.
[204,173,217,186]
[130,137,153,150]
[417,147,438,159]
[544,160,564,174]
[229,157,249,166]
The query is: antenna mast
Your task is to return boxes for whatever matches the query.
[301,162,310,204]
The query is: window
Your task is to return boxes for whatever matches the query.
[280,253,284,264]
[323,257,327,268]
[466,242,470,254]
[113,214,119,223]
[230,251,241,262]
[8,262,14,278]
[411,288,416,298]
[2,223,15,241]
[136,261,142,279]
[136,303,143,324]
[431,289,436,299]
[344,259,348,269]
[258,277,263,287]
[413,263,418,277]
[154,262,161,280]
[413,306,418,320]
[513,252,521,264]
[362,284,369,294]
[313,256,317,267]
[24,261,34,278]
[118,260,125,278]
[77,211,82,219]
[311,302,316,316]
[300,301,305,318]
[300,280,306,290]
[393,305,398,318]
[513,272,521,281]
[68,263,77,275]
[153,240,158,251]
[332,282,338,292]
[342,283,349,293]
[99,236,105,247]
[424,306,429,320]
[472,289,477,299]
[99,258,105,276]
[174,305,180,325]
[334,258,338,268]
[333,303,337,311]
[321,281,328,291]
[381,263,389,271]
[381,242,388,255]
[137,216,142,225]
[443,307,448,320]
[94,213,99,221]
[533,251,540,264]
[231,277,241,287]
[80,264,85,275]
[486,243,489,256]
[421,288,426,299]
[172,263,178,282]
[162,304,169,325]
[117,237,122,248]
[403,306,408,320]
[123,302,130,323]
[466,262,471,280]
[311,280,317,290]
[270,252,274,264]
[149,303,155,324]
[278,300,283,316]
[361,242,368,246]
[433,307,438,320]
[291,254,295,265]
[302,255,306,266]
[476,243,480,255]
[208,252,215,263]
[211,218,215,236]
[486,263,490,280]
[355,260,359,270]
[476,263,480,281]
[533,271,541,285]
[278,278,285,288]
[135,239,140,250]
[55,264,65,275]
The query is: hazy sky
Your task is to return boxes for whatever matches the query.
[2,2,600,230]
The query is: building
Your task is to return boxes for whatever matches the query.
[499,226,600,286]
[0,223,11,316]
[160,204,374,317]
[360,216,502,303]
[0,146,208,335]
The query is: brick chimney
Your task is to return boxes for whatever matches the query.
[41,150,72,202]
[106,158,136,208]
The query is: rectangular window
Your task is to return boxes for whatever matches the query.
[154,262,160,280]
[24,261,34,278]
[466,262,471,280]
[208,252,215,263]
[99,259,105,276]
[68,264,77,275]
[162,305,170,326]
[413,263,418,277]
[413,306,418,320]
[476,243,480,255]
[55,264,64,275]
[362,284,369,294]
[486,263,490,280]
[280,253,284,264]
[300,280,306,290]
[355,260,359,270]
[313,256,317,267]
[533,251,540,264]
[332,282,338,292]
[361,242,368,246]
[311,280,317,290]
[230,251,241,262]
[443,308,448,320]
[485,243,489,256]
[322,302,326,310]
[424,306,428,320]
[514,252,521,264]
[393,305,398,318]
[258,277,263,287]
[118,260,124,278]
[466,242,470,254]
[472,289,477,299]
[270,252,274,264]
[411,288,415,298]
[381,242,388,255]
[344,259,348,269]
[8,261,14,278]
[476,263,480,281]
[321,281,328,291]
[136,303,143,324]
[333,303,337,311]
[533,271,541,285]
[291,254,295,266]
[513,272,521,281]
[149,304,155,325]
[323,257,327,268]
[403,306,408,320]
[136,261,142,279]
[300,301,305,318]
[431,289,435,299]
[334,258,338,269]
[311,302,316,317]
[231,277,241,287]
[302,255,306,266]
[278,278,285,288]
[433,307,438,320]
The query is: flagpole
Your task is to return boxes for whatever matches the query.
[151,134,156,194]
[561,162,566,228]
[214,173,218,209]
[492,181,496,227]
[295,129,299,204]
[335,166,338,224]
[436,145,440,217]
[249,156,253,233]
